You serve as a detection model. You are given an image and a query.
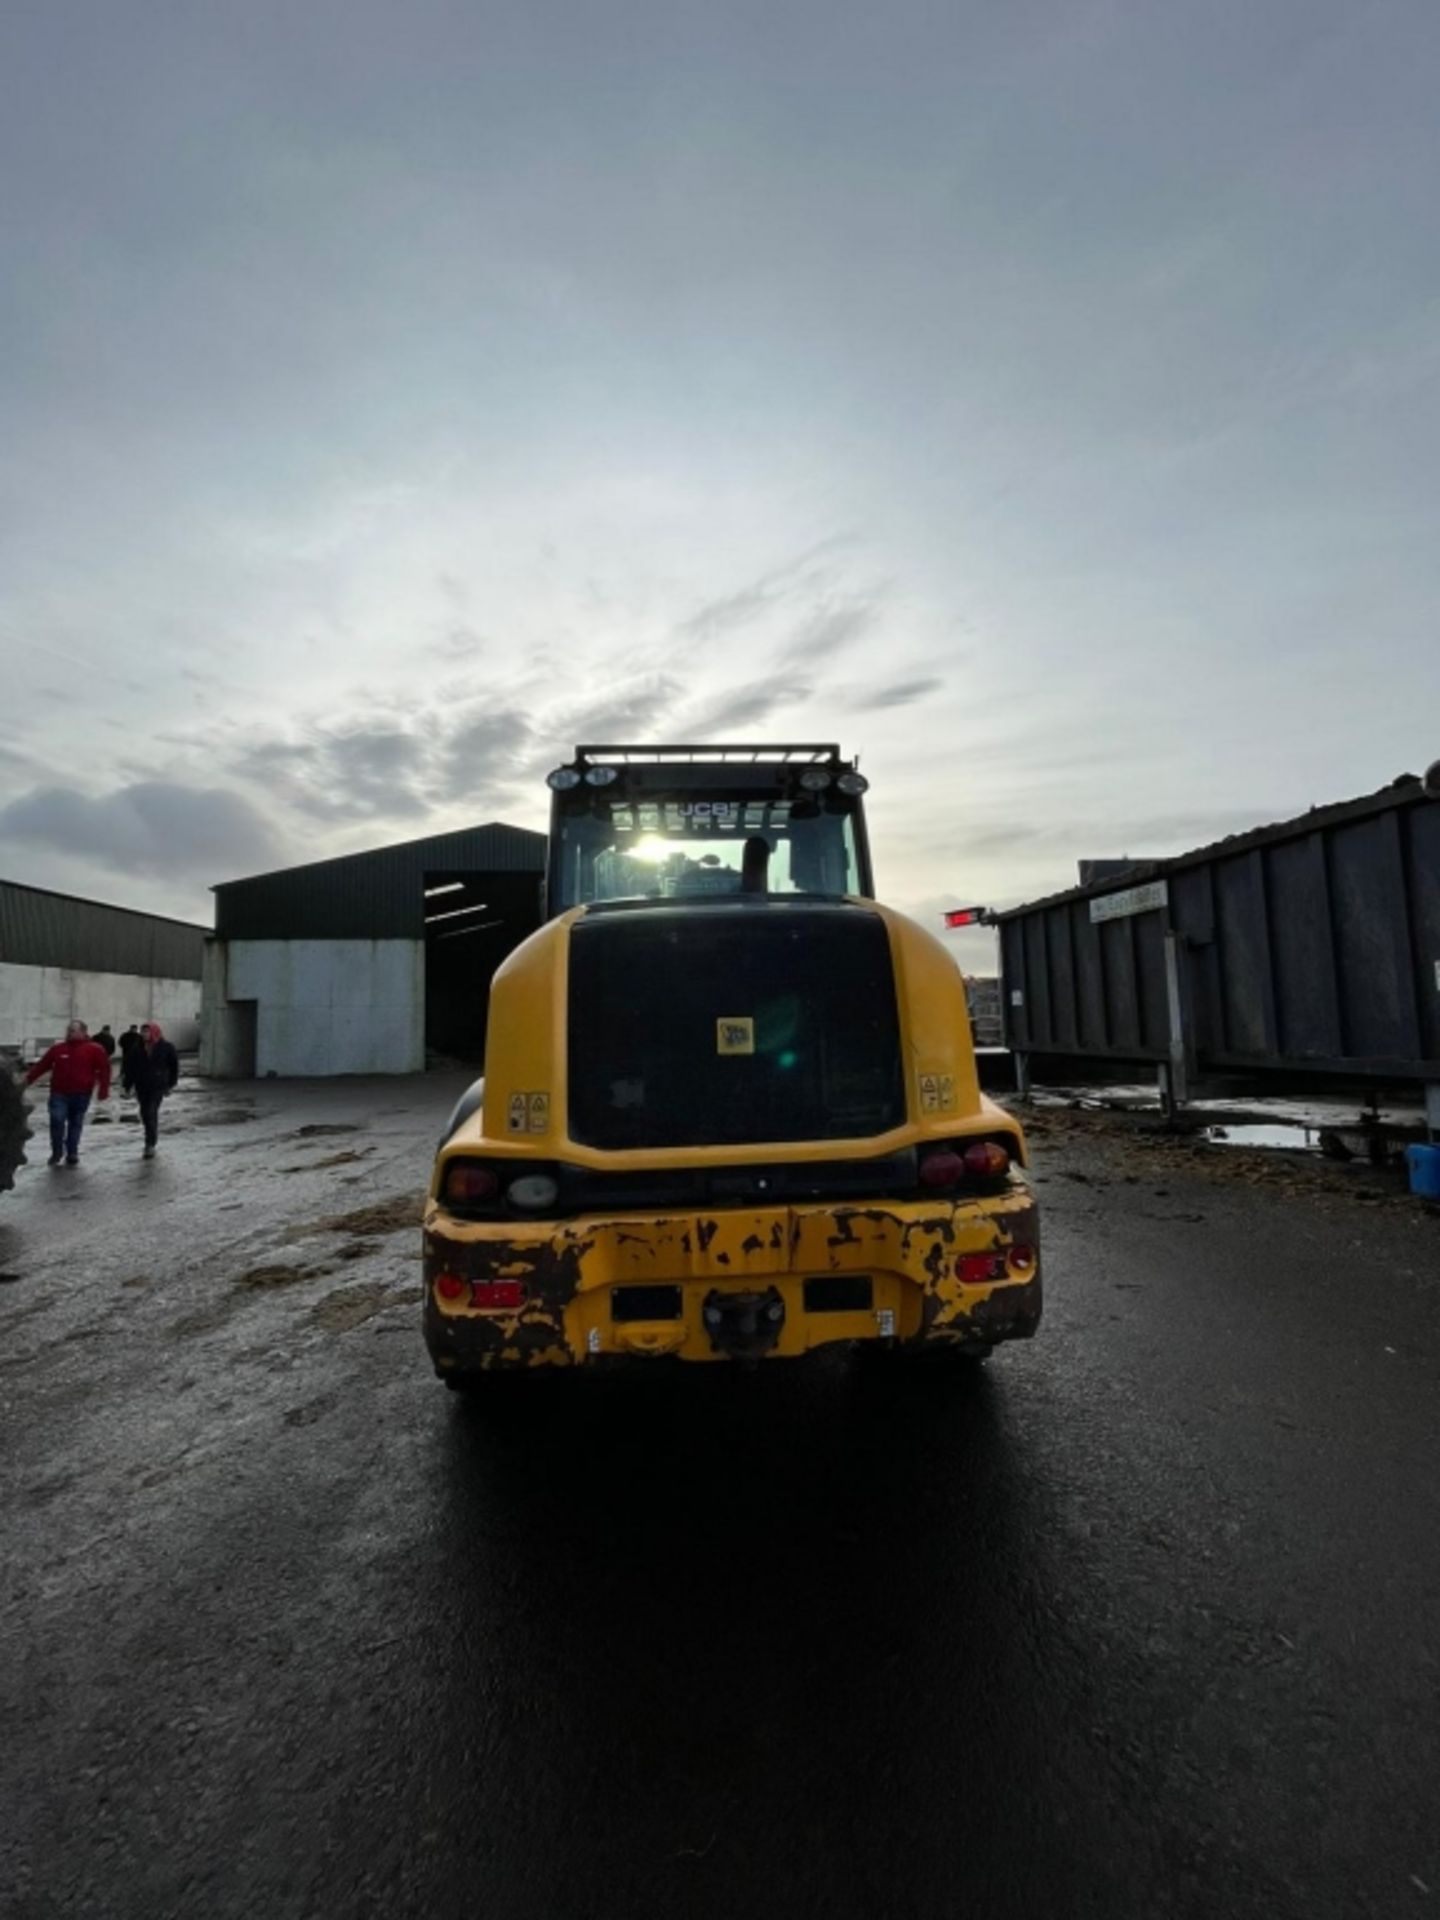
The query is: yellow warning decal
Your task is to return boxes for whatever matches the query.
[508,1091,551,1132]
[716,1017,755,1056]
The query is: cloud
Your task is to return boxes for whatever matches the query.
[542,677,686,753]
[779,598,883,668]
[678,538,853,641]
[427,626,491,664]
[0,739,43,778]
[443,704,538,795]
[679,677,813,738]
[864,676,945,710]
[231,724,432,822]
[0,781,283,881]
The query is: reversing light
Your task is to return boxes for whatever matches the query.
[508,1173,560,1210]
[584,765,618,786]
[547,766,582,790]
[835,770,869,795]
[444,1162,499,1204]
[798,766,833,791]
[963,1140,1011,1178]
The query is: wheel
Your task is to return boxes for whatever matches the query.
[0,1074,32,1196]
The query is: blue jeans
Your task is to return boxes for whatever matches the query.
[49,1093,91,1161]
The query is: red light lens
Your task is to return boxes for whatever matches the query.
[956,1252,1008,1284]
[435,1272,467,1301]
[470,1280,525,1310]
[919,1150,967,1187]
[963,1140,1010,1178]
[445,1162,499,1204]
[1006,1243,1037,1278]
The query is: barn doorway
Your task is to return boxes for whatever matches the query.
[422,870,543,1068]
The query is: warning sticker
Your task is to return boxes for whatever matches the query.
[717,1017,755,1056]
[918,1071,940,1113]
[940,1073,955,1110]
[508,1091,552,1132]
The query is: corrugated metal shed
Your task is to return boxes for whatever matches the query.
[0,880,206,979]
[214,823,547,940]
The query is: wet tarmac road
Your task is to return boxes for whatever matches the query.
[2,1076,1437,1919]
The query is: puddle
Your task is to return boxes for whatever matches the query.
[1202,1124,1318,1152]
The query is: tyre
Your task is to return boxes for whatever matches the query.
[0,1074,31,1196]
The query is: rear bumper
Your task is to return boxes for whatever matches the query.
[422,1180,1041,1373]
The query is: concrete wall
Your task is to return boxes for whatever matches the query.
[0,961,201,1058]
[203,938,424,1077]
[198,940,252,1079]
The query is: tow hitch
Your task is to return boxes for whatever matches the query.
[702,1286,785,1358]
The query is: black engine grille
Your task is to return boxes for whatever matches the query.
[567,902,905,1151]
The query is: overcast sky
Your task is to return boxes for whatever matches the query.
[2,1,1436,965]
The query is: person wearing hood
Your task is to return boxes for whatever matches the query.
[122,1022,180,1160]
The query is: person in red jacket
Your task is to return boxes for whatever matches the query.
[23,1021,112,1167]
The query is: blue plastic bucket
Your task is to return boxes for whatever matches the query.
[1406,1143,1440,1200]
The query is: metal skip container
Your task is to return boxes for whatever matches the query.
[994,773,1440,1104]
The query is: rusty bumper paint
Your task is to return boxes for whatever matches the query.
[422,1178,1041,1374]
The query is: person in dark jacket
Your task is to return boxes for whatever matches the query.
[122,1022,180,1159]
[118,1026,141,1069]
[92,1025,117,1059]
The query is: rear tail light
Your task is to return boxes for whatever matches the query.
[444,1162,499,1205]
[919,1138,1015,1190]
[919,1150,967,1188]
[470,1280,526,1310]
[963,1140,1010,1178]
[956,1243,1037,1284]
[440,1160,560,1213]
[435,1272,467,1300]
